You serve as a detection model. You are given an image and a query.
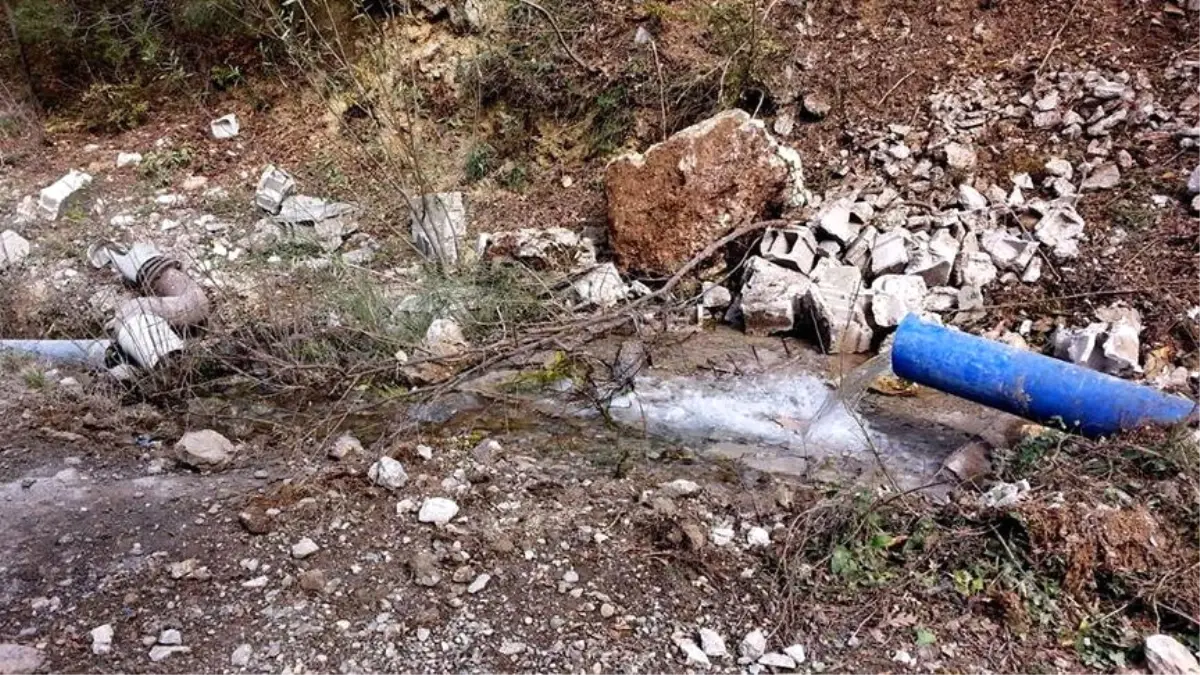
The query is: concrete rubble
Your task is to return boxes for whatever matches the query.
[1053,305,1143,375]
[39,170,92,220]
[254,165,295,214]
[572,263,628,308]
[0,230,31,270]
[738,257,810,336]
[210,114,240,139]
[480,227,597,272]
[870,274,928,327]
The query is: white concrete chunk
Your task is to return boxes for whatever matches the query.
[870,274,928,327]
[740,257,812,336]
[759,226,818,274]
[411,192,468,265]
[1034,205,1086,258]
[255,165,295,214]
[0,230,31,270]
[573,262,628,308]
[211,114,240,139]
[38,170,92,220]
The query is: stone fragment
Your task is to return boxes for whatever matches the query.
[871,229,911,276]
[1052,323,1109,371]
[700,283,733,310]
[573,263,627,308]
[740,630,767,661]
[759,226,818,273]
[805,263,873,353]
[275,195,356,224]
[739,257,811,336]
[605,110,804,275]
[784,644,807,665]
[411,192,468,265]
[1034,206,1086,258]
[116,152,143,168]
[980,231,1038,271]
[39,170,92,220]
[368,456,408,490]
[481,227,597,271]
[1145,634,1200,675]
[211,114,240,139]
[175,430,233,469]
[1044,158,1073,179]
[148,646,189,662]
[291,538,319,559]
[814,197,861,244]
[924,286,958,312]
[870,275,928,327]
[1031,110,1062,129]
[231,644,252,668]
[802,93,831,119]
[1081,163,1120,191]
[418,497,459,525]
[410,551,441,587]
[0,644,43,674]
[1188,166,1200,195]
[759,653,797,669]
[91,624,114,655]
[423,318,467,358]
[328,433,362,460]
[0,230,31,270]
[906,229,959,286]
[943,142,977,170]
[698,629,727,658]
[676,639,711,668]
[255,165,295,214]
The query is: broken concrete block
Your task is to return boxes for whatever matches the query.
[1053,323,1109,371]
[211,114,240,139]
[38,170,92,220]
[740,257,811,336]
[1034,205,1085,259]
[1021,256,1042,283]
[1044,157,1074,179]
[958,183,989,211]
[870,228,910,276]
[943,142,977,170]
[572,263,627,308]
[1096,305,1142,374]
[0,230,31,269]
[805,263,873,353]
[275,195,357,224]
[759,226,818,274]
[842,226,878,271]
[980,230,1038,271]
[410,192,468,266]
[870,274,928,327]
[924,286,958,312]
[906,228,959,286]
[813,197,861,244]
[816,239,842,258]
[116,152,143,168]
[957,285,984,311]
[605,109,804,275]
[1189,165,1200,195]
[255,165,295,214]
[700,282,733,310]
[956,251,998,287]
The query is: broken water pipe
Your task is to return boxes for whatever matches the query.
[891,314,1197,437]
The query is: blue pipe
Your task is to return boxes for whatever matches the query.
[891,315,1196,437]
[0,339,112,368]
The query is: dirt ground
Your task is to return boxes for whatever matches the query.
[1,0,1199,672]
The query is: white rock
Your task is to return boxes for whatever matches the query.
[676,638,712,668]
[740,257,812,336]
[871,229,911,276]
[467,573,491,594]
[740,630,767,660]
[906,229,958,286]
[1044,158,1074,179]
[1034,90,1060,111]
[698,628,727,658]
[1031,110,1062,129]
[893,649,917,666]
[870,275,928,327]
[814,197,861,244]
[158,629,182,646]
[180,175,208,192]
[924,286,958,312]
[0,230,31,270]
[411,192,468,265]
[1021,257,1043,283]
[562,569,580,583]
[416,628,431,642]
[148,646,189,662]
[38,170,92,220]
[1053,323,1109,371]
[423,318,468,358]
[416,444,434,460]
[957,251,998,287]
[328,433,362,460]
[980,231,1038,271]
[1081,163,1120,191]
[983,479,1030,508]
[773,111,795,137]
[784,644,807,664]
[291,537,320,559]
[759,652,796,669]
[231,644,252,667]
[91,624,114,655]
[699,282,733,311]
[211,114,240,139]
[573,262,628,308]
[255,165,295,215]
[888,143,912,160]
[0,644,44,673]
[1145,634,1200,675]
[175,429,233,469]
[368,456,408,490]
[241,575,268,588]
[1034,206,1086,259]
[943,142,977,170]
[658,479,701,498]
[116,152,143,168]
[418,497,459,525]
[1188,166,1200,195]
[711,526,735,547]
[498,640,526,656]
[958,184,989,211]
[746,526,771,547]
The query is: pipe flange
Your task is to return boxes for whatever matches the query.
[136,256,182,290]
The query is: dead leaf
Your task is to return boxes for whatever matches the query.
[869,374,920,397]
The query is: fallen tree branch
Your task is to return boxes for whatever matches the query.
[514,0,601,75]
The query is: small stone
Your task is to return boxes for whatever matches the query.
[416,628,431,642]
[39,170,92,220]
[600,603,616,618]
[1044,158,1073,179]
[255,165,295,215]
[241,575,268,588]
[467,573,491,594]
[699,629,728,658]
[562,569,580,584]
[943,142,977,170]
[0,644,44,674]
[368,456,408,490]
[1034,205,1086,259]
[116,152,143,168]
[958,184,989,211]
[299,569,327,593]
[291,537,319,559]
[1145,634,1200,675]
[658,479,701,498]
[700,283,733,311]
[148,646,190,662]
[1188,166,1200,195]
[746,527,771,547]
[711,527,735,547]
[802,93,831,119]
[238,507,272,535]
[676,638,712,668]
[1031,110,1062,129]
[231,644,252,667]
[0,230,31,270]
[418,497,459,525]
[158,629,182,646]
[1034,90,1060,111]
[91,624,114,655]
[416,444,434,460]
[175,429,234,470]
[741,630,767,660]
[759,652,797,669]
[328,433,362,460]
[573,262,627,308]
[410,551,441,587]
[773,111,795,137]
[211,114,240,139]
[784,645,806,664]
[893,649,917,666]
[1081,163,1120,190]
[423,318,468,358]
[498,640,526,656]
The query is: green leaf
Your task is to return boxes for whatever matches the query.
[915,627,936,647]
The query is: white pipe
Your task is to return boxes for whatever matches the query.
[112,314,183,369]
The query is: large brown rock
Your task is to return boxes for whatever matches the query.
[606,110,805,276]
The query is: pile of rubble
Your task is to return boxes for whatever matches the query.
[242,165,370,261]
